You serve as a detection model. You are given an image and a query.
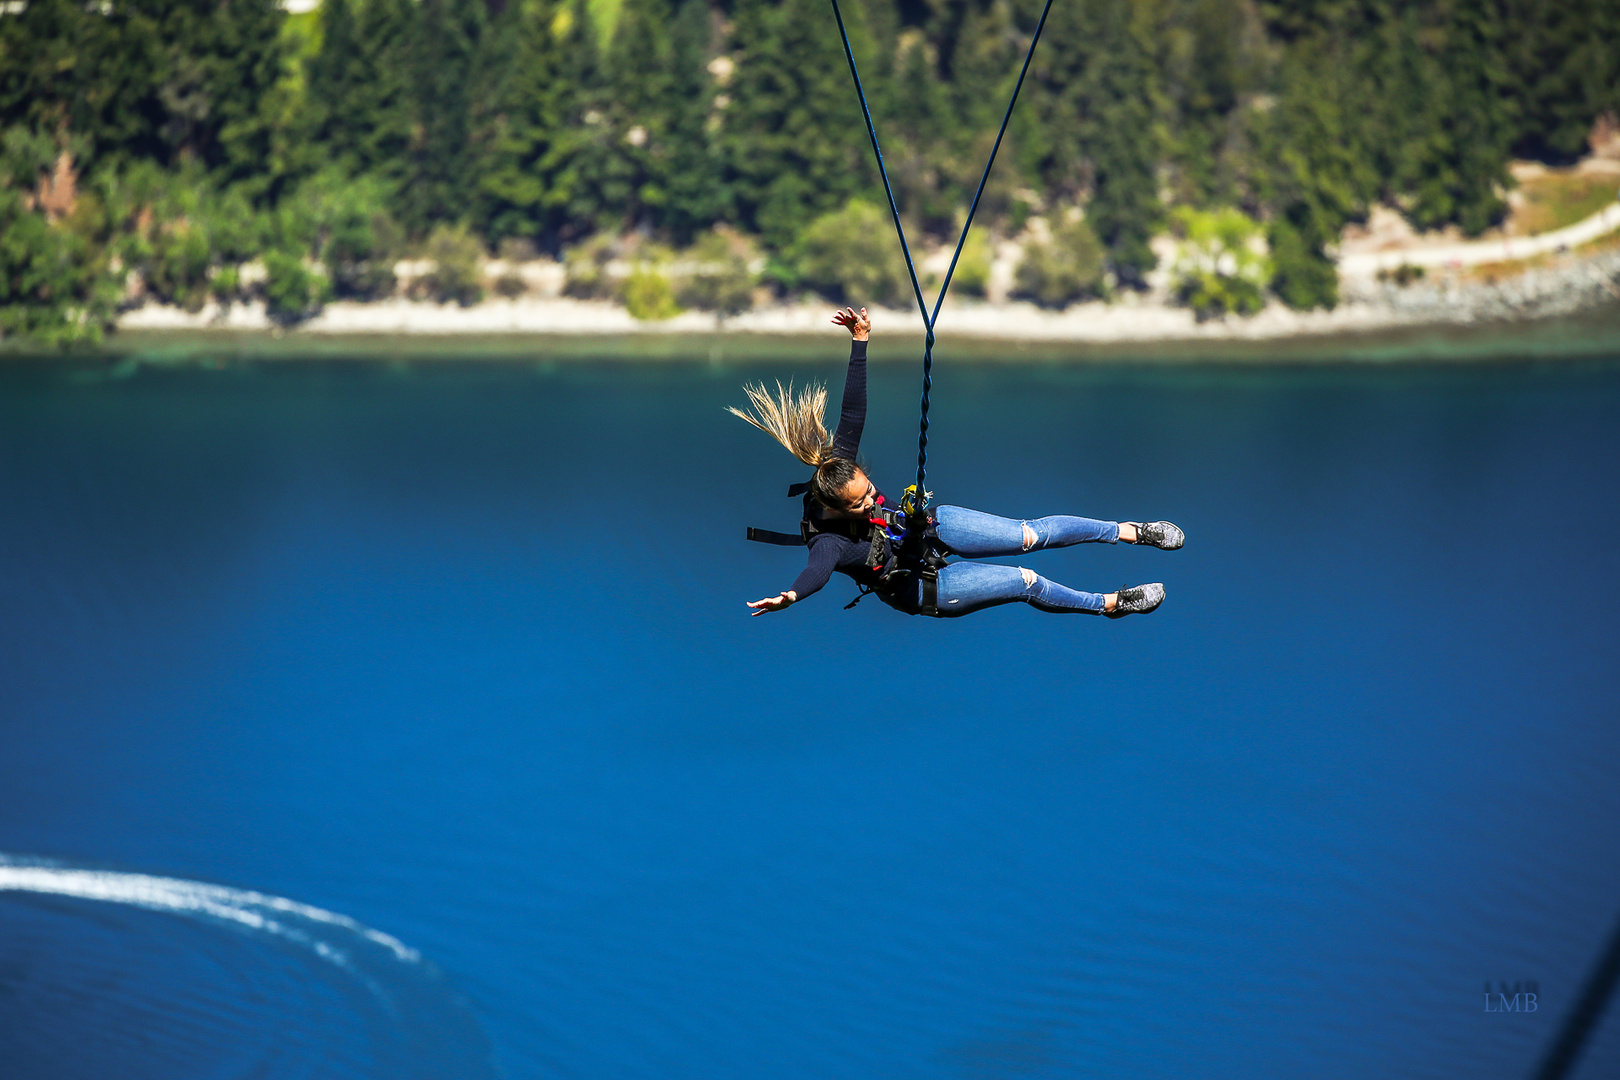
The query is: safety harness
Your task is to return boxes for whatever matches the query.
[746,482,950,615]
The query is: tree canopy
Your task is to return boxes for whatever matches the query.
[1,0,1615,340]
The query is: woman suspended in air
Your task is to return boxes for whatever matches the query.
[732,306,1182,618]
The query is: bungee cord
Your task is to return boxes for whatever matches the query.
[826,0,1059,522]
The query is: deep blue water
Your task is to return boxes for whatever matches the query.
[2,351,1618,1079]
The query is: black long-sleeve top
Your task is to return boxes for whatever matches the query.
[788,339,891,601]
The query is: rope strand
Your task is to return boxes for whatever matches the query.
[826,0,1059,506]
[827,0,929,325]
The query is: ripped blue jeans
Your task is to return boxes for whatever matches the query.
[926,504,1119,617]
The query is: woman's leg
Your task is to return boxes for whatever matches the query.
[933,504,1119,559]
[933,561,1108,617]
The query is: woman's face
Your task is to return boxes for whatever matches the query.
[833,470,877,518]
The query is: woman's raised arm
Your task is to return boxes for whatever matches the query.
[828,307,870,459]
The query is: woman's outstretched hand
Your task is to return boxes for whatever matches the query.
[747,591,797,616]
[832,306,870,341]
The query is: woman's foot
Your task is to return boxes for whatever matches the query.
[1122,521,1183,550]
[1103,582,1165,618]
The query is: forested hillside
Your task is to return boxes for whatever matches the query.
[2,0,1616,342]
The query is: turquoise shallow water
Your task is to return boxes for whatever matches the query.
[1,351,1618,1078]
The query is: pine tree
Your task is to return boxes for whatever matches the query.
[1081,0,1162,286]
[1506,0,1620,163]
[548,0,608,241]
[660,0,725,243]
[1258,28,1378,310]
[350,0,417,186]
[397,0,487,233]
[1025,0,1162,287]
[719,0,875,253]
[472,0,578,245]
[583,0,679,232]
[307,0,366,170]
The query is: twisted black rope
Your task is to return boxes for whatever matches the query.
[827,0,1058,506]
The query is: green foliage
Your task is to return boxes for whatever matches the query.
[0,190,118,347]
[1377,263,1426,287]
[472,0,580,246]
[1154,0,1263,208]
[277,171,400,300]
[145,219,214,312]
[787,199,910,306]
[395,0,488,234]
[946,230,993,300]
[563,234,618,299]
[212,264,241,302]
[1023,0,1162,287]
[675,229,758,316]
[621,263,680,320]
[1012,216,1106,309]
[1267,218,1338,311]
[1504,0,1620,163]
[718,0,873,252]
[419,223,485,305]
[80,160,269,309]
[559,0,698,238]
[263,249,330,322]
[308,0,415,183]
[1170,206,1270,319]
[3,0,1618,336]
[0,0,295,189]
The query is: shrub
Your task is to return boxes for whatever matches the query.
[947,230,993,299]
[1171,207,1271,320]
[788,199,910,306]
[144,220,212,311]
[563,234,617,299]
[1012,216,1105,308]
[675,229,757,316]
[269,171,398,301]
[0,188,118,347]
[325,208,400,302]
[494,271,527,298]
[1377,263,1425,286]
[1268,220,1338,311]
[263,250,330,323]
[212,264,240,303]
[92,160,274,312]
[419,223,484,306]
[622,264,681,320]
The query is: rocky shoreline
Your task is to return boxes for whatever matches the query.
[1341,246,1620,325]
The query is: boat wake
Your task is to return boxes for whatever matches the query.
[0,854,498,1080]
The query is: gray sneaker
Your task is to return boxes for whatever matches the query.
[1130,521,1184,550]
[1105,582,1165,618]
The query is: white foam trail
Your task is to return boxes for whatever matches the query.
[0,859,419,965]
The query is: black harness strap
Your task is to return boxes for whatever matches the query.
[919,572,938,617]
[746,527,807,547]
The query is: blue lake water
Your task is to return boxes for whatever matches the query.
[2,346,1618,1079]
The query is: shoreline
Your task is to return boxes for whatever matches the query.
[103,239,1620,350]
[8,241,1618,365]
[55,301,1620,366]
[113,248,1620,343]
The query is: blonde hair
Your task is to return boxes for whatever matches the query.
[727,380,835,467]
